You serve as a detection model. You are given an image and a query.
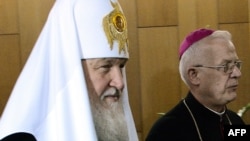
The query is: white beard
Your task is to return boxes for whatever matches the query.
[89,90,129,141]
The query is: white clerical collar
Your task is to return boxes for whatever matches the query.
[205,106,225,116]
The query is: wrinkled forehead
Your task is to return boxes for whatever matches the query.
[201,38,238,63]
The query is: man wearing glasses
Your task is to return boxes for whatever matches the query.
[146,28,245,141]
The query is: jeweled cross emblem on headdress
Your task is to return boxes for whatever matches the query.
[103,1,128,54]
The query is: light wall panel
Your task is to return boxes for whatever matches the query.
[0,35,20,114]
[139,27,180,140]
[137,0,177,27]
[218,0,249,23]
[197,0,218,28]
[0,0,18,34]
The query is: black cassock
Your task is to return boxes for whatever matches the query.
[146,92,245,141]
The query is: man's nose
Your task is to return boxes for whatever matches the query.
[109,67,124,90]
[230,65,242,78]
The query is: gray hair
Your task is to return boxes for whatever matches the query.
[179,30,232,88]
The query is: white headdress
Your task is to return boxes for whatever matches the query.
[0,0,138,140]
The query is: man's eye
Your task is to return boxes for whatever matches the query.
[97,64,112,72]
[225,63,233,71]
[101,64,112,68]
[120,64,125,68]
[221,63,228,67]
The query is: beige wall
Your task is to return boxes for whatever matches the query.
[1,0,250,141]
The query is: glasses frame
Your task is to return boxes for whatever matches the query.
[194,60,242,74]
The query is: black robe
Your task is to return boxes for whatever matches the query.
[0,132,36,141]
[146,92,245,141]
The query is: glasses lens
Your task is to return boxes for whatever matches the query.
[236,61,242,70]
[224,63,230,73]
[226,61,242,73]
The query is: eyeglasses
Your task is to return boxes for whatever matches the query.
[194,60,242,74]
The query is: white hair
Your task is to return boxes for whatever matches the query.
[179,30,232,88]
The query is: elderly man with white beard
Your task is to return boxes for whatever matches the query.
[0,0,138,141]
[83,58,130,141]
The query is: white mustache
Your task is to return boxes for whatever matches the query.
[100,87,121,100]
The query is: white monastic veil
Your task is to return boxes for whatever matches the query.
[0,0,138,140]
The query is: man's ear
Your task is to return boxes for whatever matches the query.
[187,68,200,85]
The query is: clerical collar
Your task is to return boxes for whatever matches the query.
[204,106,225,116]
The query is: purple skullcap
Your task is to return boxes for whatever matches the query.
[179,28,215,59]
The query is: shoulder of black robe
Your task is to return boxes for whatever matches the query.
[0,132,36,141]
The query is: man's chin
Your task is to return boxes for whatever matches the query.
[91,95,129,141]
[225,92,237,103]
